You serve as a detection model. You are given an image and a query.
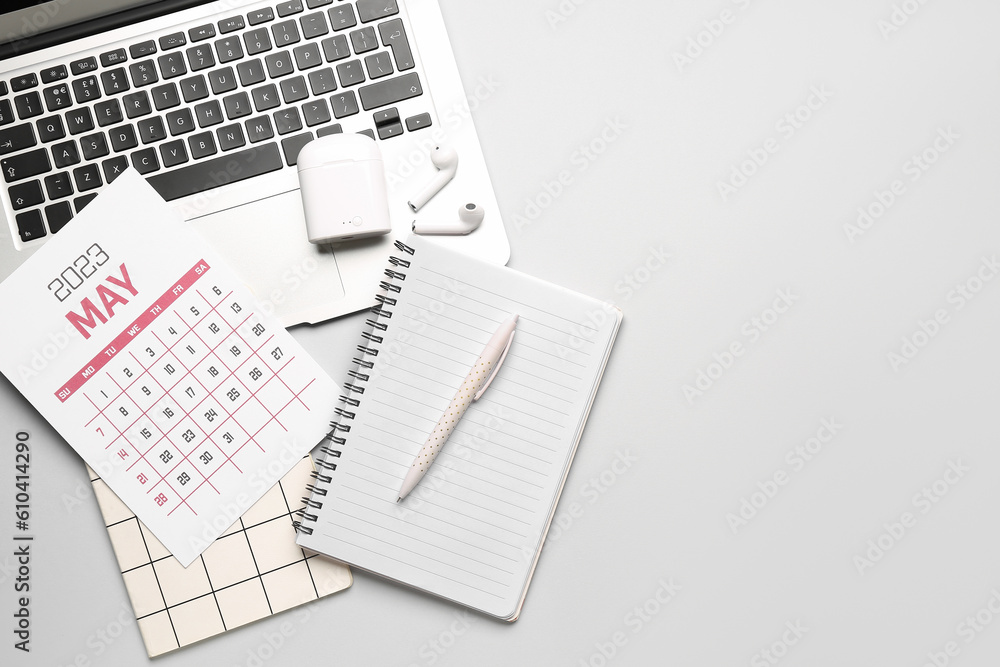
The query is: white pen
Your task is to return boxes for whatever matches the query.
[397,314,518,501]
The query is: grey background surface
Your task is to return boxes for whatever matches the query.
[5,1,1000,665]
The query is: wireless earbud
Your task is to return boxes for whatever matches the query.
[408,145,458,212]
[412,203,485,235]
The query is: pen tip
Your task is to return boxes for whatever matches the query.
[396,497,402,503]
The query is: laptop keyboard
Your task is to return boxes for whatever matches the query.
[0,0,432,245]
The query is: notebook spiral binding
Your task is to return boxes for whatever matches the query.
[294,240,416,535]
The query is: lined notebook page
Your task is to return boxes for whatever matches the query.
[298,236,620,619]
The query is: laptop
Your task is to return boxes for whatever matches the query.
[0,0,510,326]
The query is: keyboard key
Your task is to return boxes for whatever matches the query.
[166,108,195,135]
[301,98,330,126]
[218,16,245,34]
[208,67,238,94]
[93,99,123,127]
[272,20,301,46]
[265,51,295,78]
[376,121,402,140]
[100,68,130,95]
[100,49,128,67]
[307,0,333,7]
[44,200,73,233]
[330,91,358,118]
[277,0,304,17]
[186,45,215,71]
[43,84,71,111]
[251,84,280,112]
[180,75,209,103]
[216,123,245,150]
[73,164,102,191]
[404,112,431,132]
[188,132,217,159]
[215,36,245,63]
[357,128,374,140]
[72,75,102,103]
[300,11,329,39]
[40,66,68,84]
[74,193,98,212]
[273,107,302,134]
[308,68,337,94]
[129,40,157,58]
[189,24,216,42]
[131,148,160,174]
[316,122,342,137]
[11,74,38,92]
[280,75,308,103]
[237,59,266,86]
[146,143,282,200]
[109,125,138,152]
[80,131,110,160]
[195,100,223,127]
[372,107,398,125]
[151,82,180,110]
[51,141,80,168]
[0,82,6,96]
[158,53,187,79]
[245,28,272,56]
[15,209,45,242]
[248,8,275,25]
[328,5,357,31]
[379,19,414,70]
[245,116,274,142]
[159,32,187,51]
[357,0,398,22]
[0,100,13,126]
[44,171,73,198]
[137,116,167,143]
[336,60,365,87]
[122,91,152,118]
[321,34,350,61]
[0,123,36,155]
[293,42,322,70]
[15,92,43,119]
[364,52,393,79]
[350,27,378,53]
[358,72,421,110]
[8,180,44,209]
[223,92,252,119]
[102,156,129,182]
[129,60,159,87]
[159,139,188,167]
[281,130,313,165]
[65,107,95,134]
[70,57,98,75]
[36,116,65,141]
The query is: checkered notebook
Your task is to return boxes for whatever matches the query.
[88,456,351,657]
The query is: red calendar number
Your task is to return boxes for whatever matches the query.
[154,493,168,506]
[137,473,148,484]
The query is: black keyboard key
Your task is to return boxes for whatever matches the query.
[70,57,98,75]
[109,125,138,152]
[237,59,266,86]
[273,107,302,135]
[146,142,282,200]
[277,0,304,17]
[188,132,217,159]
[245,116,274,142]
[166,108,195,135]
[137,116,167,144]
[151,82,180,110]
[216,36,245,63]
[321,34,350,61]
[379,19,414,70]
[280,75,308,103]
[8,179,43,209]
[357,128,374,140]
[159,139,188,167]
[373,107,398,125]
[280,131,313,165]
[36,116,65,142]
[44,171,73,198]
[189,24,216,42]
[364,52,393,79]
[307,0,333,7]
[308,67,337,94]
[302,98,330,126]
[131,147,159,174]
[74,193,98,212]
[300,11,329,39]
[316,123,341,137]
[122,91,152,118]
[248,8,275,25]
[72,75,101,103]
[100,49,128,67]
[51,141,80,168]
[43,83,71,111]
[181,75,209,103]
[73,164,102,191]
[251,84,280,112]
[216,123,245,150]
[129,40,157,58]
[100,68,130,95]
[405,112,431,132]
[129,60,159,86]
[0,100,13,126]
[40,66,68,84]
[376,120,402,139]
[158,53,187,79]
[0,82,7,96]
[187,44,216,72]
[245,28,272,55]
[330,90,358,118]
[357,0,398,22]
[265,51,295,78]
[272,20,301,47]
[94,99,123,127]
[209,67,238,94]
[102,156,129,183]
[350,27,378,54]
[3,148,50,182]
[65,107,95,135]
[0,123,36,155]
[218,16,245,34]
[223,92,252,119]
[194,100,223,127]
[15,209,45,242]
[328,5,357,31]
[15,92,43,119]
[336,60,365,86]
[11,74,38,92]
[358,72,421,110]
[159,32,187,50]
[293,42,322,70]
[80,132,110,160]
[45,200,73,233]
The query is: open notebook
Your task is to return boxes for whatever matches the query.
[296,236,621,620]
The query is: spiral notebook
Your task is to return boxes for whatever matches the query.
[296,235,621,621]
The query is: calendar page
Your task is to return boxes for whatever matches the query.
[0,170,338,566]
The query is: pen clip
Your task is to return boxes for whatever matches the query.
[474,330,515,402]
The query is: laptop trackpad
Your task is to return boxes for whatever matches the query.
[190,190,345,327]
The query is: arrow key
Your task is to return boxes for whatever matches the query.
[8,179,43,210]
[2,147,51,183]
